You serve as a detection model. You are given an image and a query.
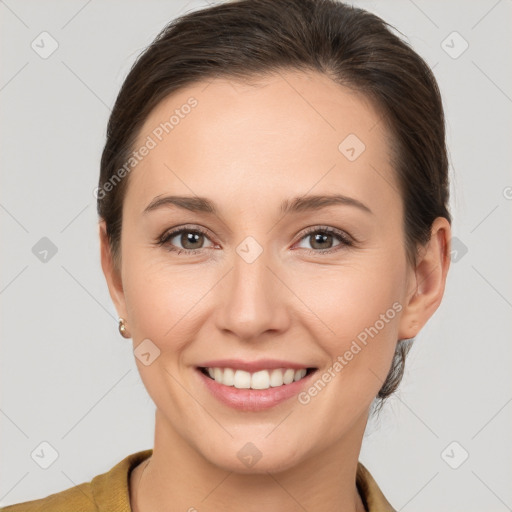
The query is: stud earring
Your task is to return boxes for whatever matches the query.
[118,317,131,339]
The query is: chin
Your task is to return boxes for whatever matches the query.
[215,450,302,475]
[197,433,308,475]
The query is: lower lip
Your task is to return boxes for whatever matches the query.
[196,368,316,411]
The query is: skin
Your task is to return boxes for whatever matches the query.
[100,69,451,512]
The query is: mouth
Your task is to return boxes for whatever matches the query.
[196,365,318,411]
[194,356,320,411]
[198,366,317,390]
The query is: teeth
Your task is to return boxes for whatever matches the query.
[233,369,251,389]
[293,369,305,381]
[270,369,284,387]
[251,370,269,389]
[283,368,295,384]
[204,367,308,390]
[222,367,235,386]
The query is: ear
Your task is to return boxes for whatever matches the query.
[99,220,127,320]
[398,217,451,339]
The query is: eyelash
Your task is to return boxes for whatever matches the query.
[156,225,354,256]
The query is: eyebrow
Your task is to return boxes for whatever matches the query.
[143,193,373,216]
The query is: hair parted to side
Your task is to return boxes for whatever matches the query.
[97,0,451,410]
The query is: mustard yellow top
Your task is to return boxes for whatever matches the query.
[0,449,396,511]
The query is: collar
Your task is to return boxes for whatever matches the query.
[91,449,395,512]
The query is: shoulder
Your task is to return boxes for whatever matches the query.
[356,461,396,512]
[0,449,153,512]
[0,482,95,512]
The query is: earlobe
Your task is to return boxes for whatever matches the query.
[398,217,451,340]
[99,220,127,320]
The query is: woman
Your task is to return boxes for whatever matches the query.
[1,0,451,510]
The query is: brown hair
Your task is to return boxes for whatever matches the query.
[97,0,451,408]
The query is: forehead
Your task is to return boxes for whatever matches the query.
[127,69,398,214]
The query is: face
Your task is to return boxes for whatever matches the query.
[101,69,435,474]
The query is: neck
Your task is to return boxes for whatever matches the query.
[130,409,369,512]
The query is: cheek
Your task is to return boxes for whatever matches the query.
[295,250,404,324]
[291,280,402,424]
[121,258,208,405]
[122,252,217,347]
[289,252,406,381]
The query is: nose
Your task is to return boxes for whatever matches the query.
[215,245,291,341]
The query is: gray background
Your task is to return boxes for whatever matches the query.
[1,0,511,510]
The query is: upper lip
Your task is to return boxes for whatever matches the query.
[197,359,316,373]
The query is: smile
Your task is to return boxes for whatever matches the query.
[195,358,319,411]
[199,366,316,390]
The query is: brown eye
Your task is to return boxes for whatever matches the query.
[158,227,215,254]
[309,232,335,250]
[295,227,353,254]
[176,231,205,250]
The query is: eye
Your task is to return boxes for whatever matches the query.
[294,226,354,254]
[157,224,354,256]
[157,225,215,255]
